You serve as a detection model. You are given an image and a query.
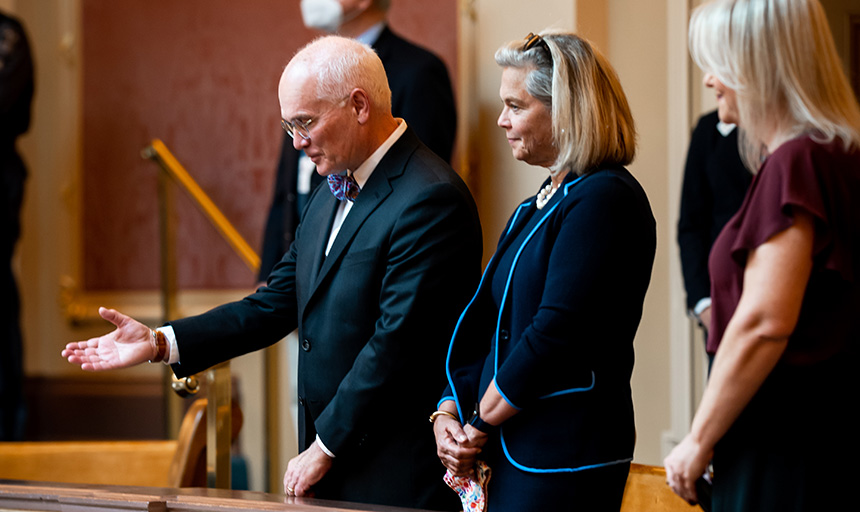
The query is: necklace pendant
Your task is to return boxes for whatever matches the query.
[536,183,558,210]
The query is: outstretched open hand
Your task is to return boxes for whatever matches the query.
[61,307,155,370]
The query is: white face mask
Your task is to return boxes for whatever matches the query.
[300,0,345,33]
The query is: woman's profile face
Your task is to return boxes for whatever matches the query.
[497,66,556,168]
[704,73,739,125]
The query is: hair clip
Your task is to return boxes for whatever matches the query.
[523,32,550,53]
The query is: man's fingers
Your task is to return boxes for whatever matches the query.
[99,307,120,324]
[293,481,311,497]
[283,469,296,496]
[62,339,92,355]
[63,340,98,364]
[99,307,133,329]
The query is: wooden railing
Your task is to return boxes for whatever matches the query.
[620,464,695,511]
[0,481,424,512]
[0,464,694,512]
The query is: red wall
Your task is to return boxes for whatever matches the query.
[81,0,458,291]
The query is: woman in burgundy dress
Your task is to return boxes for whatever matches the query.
[665,1,860,510]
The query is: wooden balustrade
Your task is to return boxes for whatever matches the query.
[0,463,693,511]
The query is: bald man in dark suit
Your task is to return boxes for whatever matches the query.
[64,36,479,510]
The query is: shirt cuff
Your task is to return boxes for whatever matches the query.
[157,325,180,365]
[692,297,712,316]
[315,434,336,458]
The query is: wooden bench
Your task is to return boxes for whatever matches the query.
[0,398,242,488]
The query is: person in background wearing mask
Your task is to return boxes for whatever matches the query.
[258,0,457,280]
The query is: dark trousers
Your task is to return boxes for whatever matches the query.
[713,358,856,511]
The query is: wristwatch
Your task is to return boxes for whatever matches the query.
[468,403,498,435]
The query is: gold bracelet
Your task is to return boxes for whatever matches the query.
[149,329,167,363]
[429,410,459,424]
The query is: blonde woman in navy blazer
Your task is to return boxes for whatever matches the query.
[432,31,656,510]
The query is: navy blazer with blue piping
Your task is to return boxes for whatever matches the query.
[441,166,656,473]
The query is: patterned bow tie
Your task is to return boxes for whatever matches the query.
[327,173,360,201]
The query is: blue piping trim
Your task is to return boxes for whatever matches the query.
[493,205,556,371]
[436,397,455,410]
[539,371,596,399]
[443,252,497,423]
[494,379,521,411]
[505,203,530,237]
[493,174,586,394]
[563,177,584,196]
[500,430,633,473]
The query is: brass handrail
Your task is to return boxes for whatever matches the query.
[142,139,261,273]
[141,138,264,490]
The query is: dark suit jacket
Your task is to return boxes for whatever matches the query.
[442,168,655,474]
[259,26,457,279]
[170,128,481,509]
[677,111,751,310]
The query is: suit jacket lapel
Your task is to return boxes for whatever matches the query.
[310,195,340,285]
[485,174,589,286]
[307,128,418,302]
[292,184,339,296]
[487,200,533,275]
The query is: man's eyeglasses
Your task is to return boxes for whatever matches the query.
[282,117,314,140]
[523,32,550,53]
[282,96,350,141]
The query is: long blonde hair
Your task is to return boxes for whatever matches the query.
[689,0,860,170]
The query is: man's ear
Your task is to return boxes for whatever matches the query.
[349,88,372,124]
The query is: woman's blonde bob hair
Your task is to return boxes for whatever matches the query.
[495,31,636,176]
[689,0,860,171]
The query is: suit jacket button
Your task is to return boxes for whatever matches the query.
[301,339,311,351]
[499,329,510,341]
[298,396,305,407]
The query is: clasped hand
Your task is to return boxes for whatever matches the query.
[62,307,155,370]
[663,433,713,505]
[434,416,488,476]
